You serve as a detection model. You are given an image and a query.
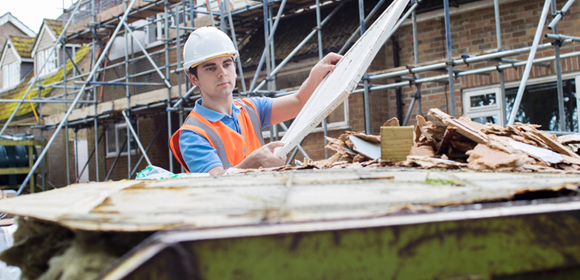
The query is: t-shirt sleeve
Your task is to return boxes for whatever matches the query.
[179,130,223,173]
[248,97,273,129]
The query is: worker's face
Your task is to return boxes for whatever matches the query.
[188,56,237,100]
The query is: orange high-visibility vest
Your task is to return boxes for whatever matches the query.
[169,99,265,173]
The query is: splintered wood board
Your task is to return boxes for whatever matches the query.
[381,126,414,162]
[276,0,410,157]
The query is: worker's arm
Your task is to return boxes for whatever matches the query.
[208,142,286,176]
[270,53,342,125]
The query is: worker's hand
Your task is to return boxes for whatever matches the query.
[239,141,287,169]
[309,52,342,84]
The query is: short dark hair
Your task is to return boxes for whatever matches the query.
[188,66,198,79]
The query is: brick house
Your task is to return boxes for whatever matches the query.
[2,0,580,188]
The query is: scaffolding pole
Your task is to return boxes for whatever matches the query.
[250,2,345,94]
[494,0,507,126]
[15,0,139,196]
[0,0,84,136]
[11,0,580,183]
[248,0,287,93]
[507,0,552,125]
[443,0,455,116]
[315,0,329,158]
[551,0,566,131]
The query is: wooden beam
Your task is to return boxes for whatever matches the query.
[0,167,35,175]
[428,108,488,144]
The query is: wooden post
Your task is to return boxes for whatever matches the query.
[381,126,414,162]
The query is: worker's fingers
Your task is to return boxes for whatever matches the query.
[320,64,336,74]
[266,141,285,148]
[264,141,285,152]
[323,52,342,64]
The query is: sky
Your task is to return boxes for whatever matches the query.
[2,0,74,34]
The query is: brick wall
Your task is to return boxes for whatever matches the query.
[363,0,580,128]
[86,113,180,181]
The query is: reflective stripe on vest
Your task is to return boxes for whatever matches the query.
[238,101,265,146]
[182,115,233,169]
[169,99,265,172]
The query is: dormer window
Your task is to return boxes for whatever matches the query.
[37,48,58,76]
[2,62,19,89]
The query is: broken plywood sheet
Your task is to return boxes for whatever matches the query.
[466,144,534,170]
[428,108,488,144]
[276,0,410,156]
[0,181,141,222]
[559,134,580,145]
[1,168,579,232]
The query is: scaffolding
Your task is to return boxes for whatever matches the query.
[0,0,578,196]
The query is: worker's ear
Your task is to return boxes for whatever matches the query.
[187,72,201,87]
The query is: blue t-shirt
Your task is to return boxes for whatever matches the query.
[179,97,273,173]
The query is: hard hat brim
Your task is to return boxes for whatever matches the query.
[184,51,239,70]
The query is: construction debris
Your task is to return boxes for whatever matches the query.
[398,108,580,174]
[212,108,580,174]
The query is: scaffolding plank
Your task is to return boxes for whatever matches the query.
[44,84,186,125]
[275,0,410,156]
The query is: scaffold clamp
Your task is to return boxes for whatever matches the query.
[461,54,470,67]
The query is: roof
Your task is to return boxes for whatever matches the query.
[0,45,90,121]
[0,12,36,37]
[43,19,63,36]
[9,36,35,58]
[238,0,382,69]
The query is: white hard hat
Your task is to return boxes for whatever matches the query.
[183,26,239,70]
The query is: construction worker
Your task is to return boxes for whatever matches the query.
[170,26,341,175]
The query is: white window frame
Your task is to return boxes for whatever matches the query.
[502,73,580,132]
[36,48,58,77]
[462,86,504,126]
[106,121,138,158]
[2,61,20,89]
[463,72,580,130]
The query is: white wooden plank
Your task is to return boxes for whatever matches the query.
[276,0,410,157]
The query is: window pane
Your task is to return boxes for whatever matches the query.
[106,125,116,154]
[39,48,58,76]
[117,127,129,151]
[327,102,345,123]
[117,124,137,152]
[2,62,19,88]
[472,116,498,125]
[505,79,577,132]
[470,93,496,108]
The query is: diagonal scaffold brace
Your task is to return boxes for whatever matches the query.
[15,0,139,196]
